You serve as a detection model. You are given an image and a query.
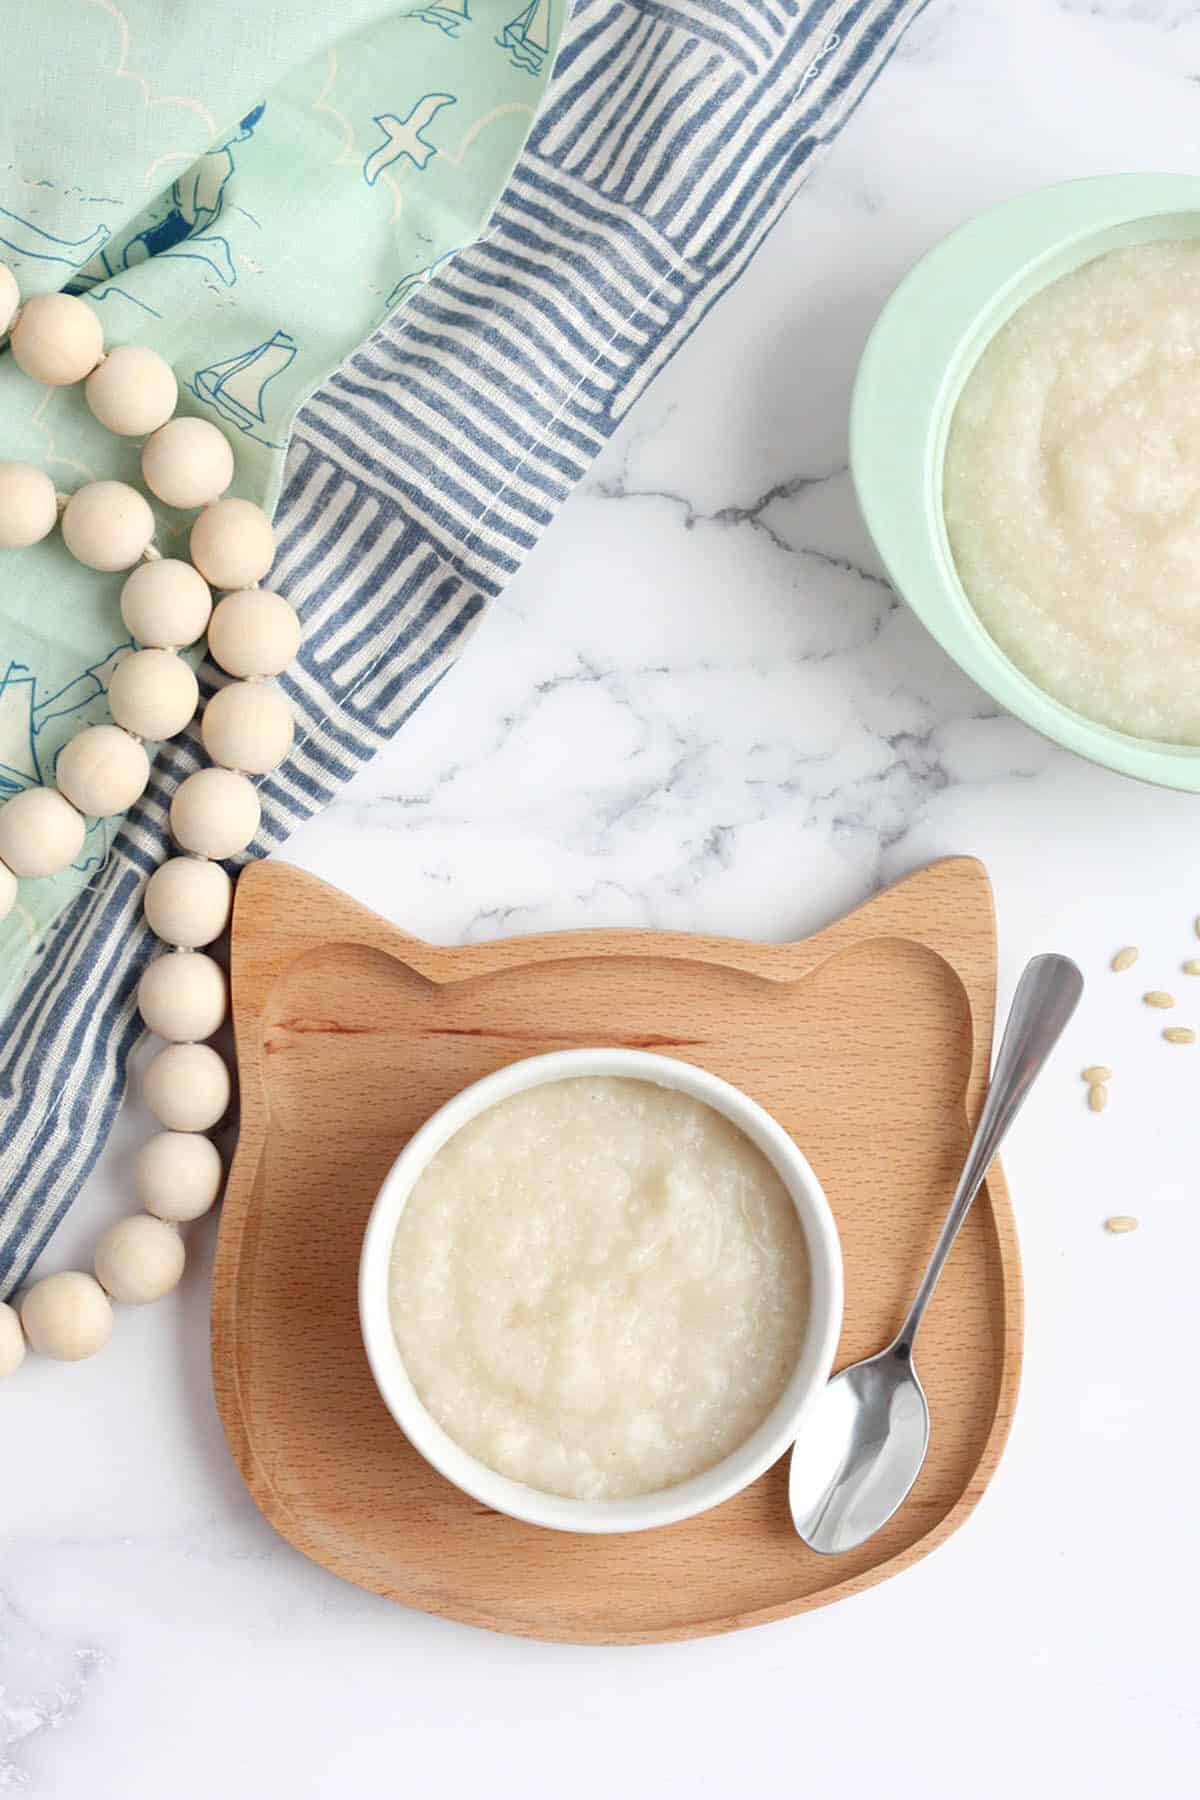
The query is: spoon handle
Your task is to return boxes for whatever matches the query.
[894,952,1083,1354]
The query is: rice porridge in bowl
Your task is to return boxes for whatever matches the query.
[360,1049,843,1532]
[944,239,1200,744]
[388,1076,808,1503]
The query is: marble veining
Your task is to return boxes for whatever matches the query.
[0,1591,106,1785]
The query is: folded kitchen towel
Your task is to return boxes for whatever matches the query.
[0,0,561,1000]
[0,0,925,1295]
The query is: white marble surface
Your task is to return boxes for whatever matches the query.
[7,3,1200,1793]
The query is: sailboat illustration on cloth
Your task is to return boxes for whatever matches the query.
[496,0,551,74]
[190,330,297,447]
[415,0,469,36]
[0,646,128,798]
[0,667,39,796]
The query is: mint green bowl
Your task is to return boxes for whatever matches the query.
[851,174,1200,792]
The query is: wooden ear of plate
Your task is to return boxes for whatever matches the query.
[212,855,1019,1644]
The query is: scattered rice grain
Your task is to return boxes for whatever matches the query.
[1105,1216,1138,1234]
[1144,991,1175,1009]
[1082,1066,1111,1084]
[1087,1083,1108,1113]
[1164,1026,1196,1044]
[1111,947,1139,972]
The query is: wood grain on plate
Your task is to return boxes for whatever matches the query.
[212,855,1020,1644]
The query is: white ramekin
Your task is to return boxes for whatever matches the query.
[359,1048,843,1534]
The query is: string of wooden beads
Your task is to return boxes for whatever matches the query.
[0,271,300,1371]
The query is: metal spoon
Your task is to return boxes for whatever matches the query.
[789,952,1083,1555]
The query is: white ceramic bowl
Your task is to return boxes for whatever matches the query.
[359,1047,844,1534]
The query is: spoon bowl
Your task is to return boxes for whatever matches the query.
[789,1345,929,1554]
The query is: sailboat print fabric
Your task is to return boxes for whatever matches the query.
[0,0,925,1294]
[498,0,554,71]
[0,0,562,1007]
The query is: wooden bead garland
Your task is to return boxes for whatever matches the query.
[94,1214,185,1304]
[208,589,300,679]
[190,496,277,589]
[134,1130,224,1222]
[56,723,151,817]
[0,786,86,880]
[142,416,234,510]
[0,1299,26,1375]
[137,950,228,1043]
[109,646,200,740]
[85,345,178,438]
[0,262,302,1370]
[10,292,103,385]
[20,1271,114,1360]
[61,478,157,571]
[120,558,212,649]
[0,461,58,547]
[143,1043,232,1132]
[169,766,261,859]
[143,856,232,948]
[201,678,294,774]
[0,266,19,338]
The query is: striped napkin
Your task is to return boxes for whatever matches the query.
[0,0,923,1294]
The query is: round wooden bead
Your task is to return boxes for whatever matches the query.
[135,1131,223,1222]
[108,647,199,740]
[20,1271,113,1360]
[169,767,260,859]
[10,292,102,385]
[143,855,232,947]
[85,345,177,437]
[142,417,234,510]
[190,497,274,589]
[61,480,155,571]
[202,681,292,774]
[0,462,58,548]
[120,558,212,649]
[138,950,227,1042]
[208,588,300,678]
[94,1213,185,1305]
[55,724,150,817]
[0,265,19,337]
[143,1041,231,1131]
[0,1300,25,1376]
[0,786,85,879]
[0,858,16,921]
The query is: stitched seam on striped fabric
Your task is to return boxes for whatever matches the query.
[302,172,697,537]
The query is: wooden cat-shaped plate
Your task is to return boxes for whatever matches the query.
[212,856,1019,1643]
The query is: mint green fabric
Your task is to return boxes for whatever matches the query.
[0,0,559,1005]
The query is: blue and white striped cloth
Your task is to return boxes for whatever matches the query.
[0,0,923,1295]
